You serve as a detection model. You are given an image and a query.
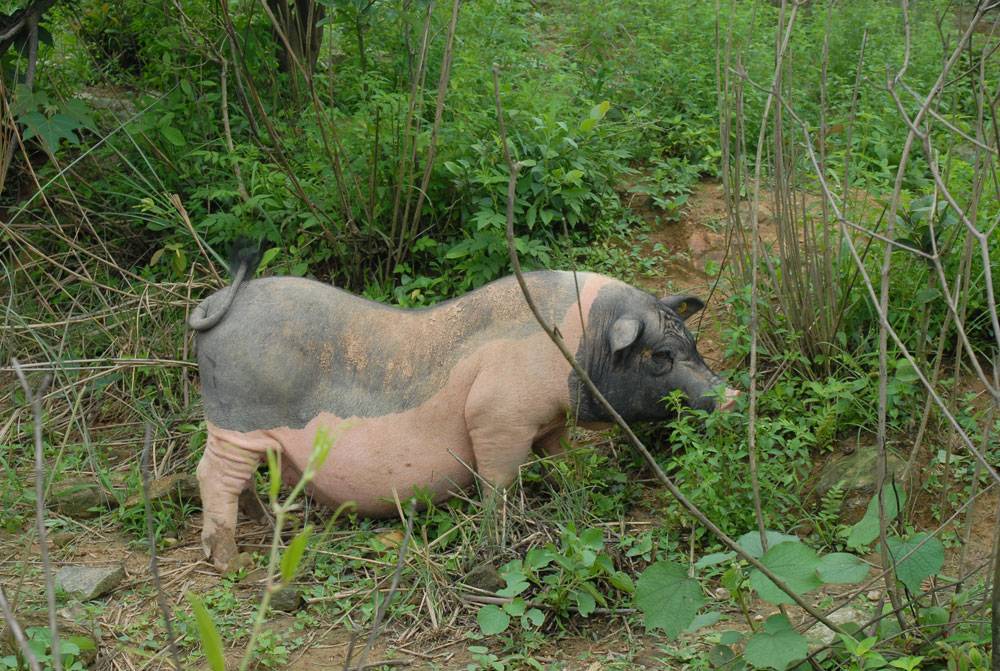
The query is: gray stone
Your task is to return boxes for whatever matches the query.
[464,564,504,593]
[124,473,200,509]
[49,477,114,519]
[816,444,905,524]
[259,587,304,613]
[57,565,125,601]
[806,607,865,647]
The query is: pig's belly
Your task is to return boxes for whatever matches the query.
[215,411,477,517]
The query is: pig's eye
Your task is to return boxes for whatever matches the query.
[652,350,674,366]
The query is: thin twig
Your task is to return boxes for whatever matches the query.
[12,358,60,671]
[0,585,43,671]
[140,423,184,671]
[355,499,417,671]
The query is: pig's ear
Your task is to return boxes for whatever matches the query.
[610,317,642,354]
[661,295,705,320]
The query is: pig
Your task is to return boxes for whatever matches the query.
[190,269,739,570]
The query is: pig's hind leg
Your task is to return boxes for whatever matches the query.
[197,425,278,571]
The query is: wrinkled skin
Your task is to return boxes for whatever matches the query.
[191,271,739,570]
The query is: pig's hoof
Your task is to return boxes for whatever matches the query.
[203,528,240,573]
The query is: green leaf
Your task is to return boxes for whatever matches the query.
[575,590,596,617]
[497,561,530,597]
[719,630,743,646]
[914,287,941,305]
[523,608,544,627]
[280,525,313,583]
[609,570,635,594]
[736,530,800,559]
[885,533,944,593]
[634,561,704,638]
[919,605,948,636]
[894,359,920,383]
[744,614,808,671]
[683,611,721,634]
[186,593,226,671]
[160,125,186,146]
[816,553,870,584]
[748,542,822,605]
[590,100,610,119]
[709,644,735,668]
[846,484,905,549]
[477,604,510,635]
[259,247,280,269]
[695,551,736,569]
[579,118,597,132]
[504,598,526,617]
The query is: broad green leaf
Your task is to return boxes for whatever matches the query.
[575,590,596,617]
[186,593,226,671]
[748,542,821,605]
[504,597,526,617]
[695,551,736,569]
[280,524,313,583]
[919,605,948,636]
[634,561,704,638]
[744,614,807,671]
[579,118,597,132]
[894,359,920,383]
[720,630,743,646]
[160,125,186,146]
[816,553,870,584]
[683,610,721,634]
[579,527,604,551]
[259,246,280,269]
[709,644,735,667]
[609,570,635,594]
[523,608,544,627]
[885,533,944,593]
[736,530,800,559]
[498,560,530,597]
[590,100,610,119]
[477,604,509,634]
[846,484,905,549]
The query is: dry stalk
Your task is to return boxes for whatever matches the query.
[11,359,59,671]
[140,423,184,671]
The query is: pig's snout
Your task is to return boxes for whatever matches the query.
[717,388,741,412]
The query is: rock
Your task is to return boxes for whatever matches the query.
[48,531,77,548]
[240,567,268,584]
[815,445,905,525]
[124,473,200,509]
[49,477,114,519]
[464,564,505,593]
[223,552,255,576]
[687,230,725,267]
[2,613,98,666]
[806,607,865,647]
[57,565,125,601]
[263,587,305,613]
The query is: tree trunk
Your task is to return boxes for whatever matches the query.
[267,0,325,76]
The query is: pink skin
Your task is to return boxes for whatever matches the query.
[195,274,741,570]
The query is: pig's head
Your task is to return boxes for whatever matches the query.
[570,285,739,424]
